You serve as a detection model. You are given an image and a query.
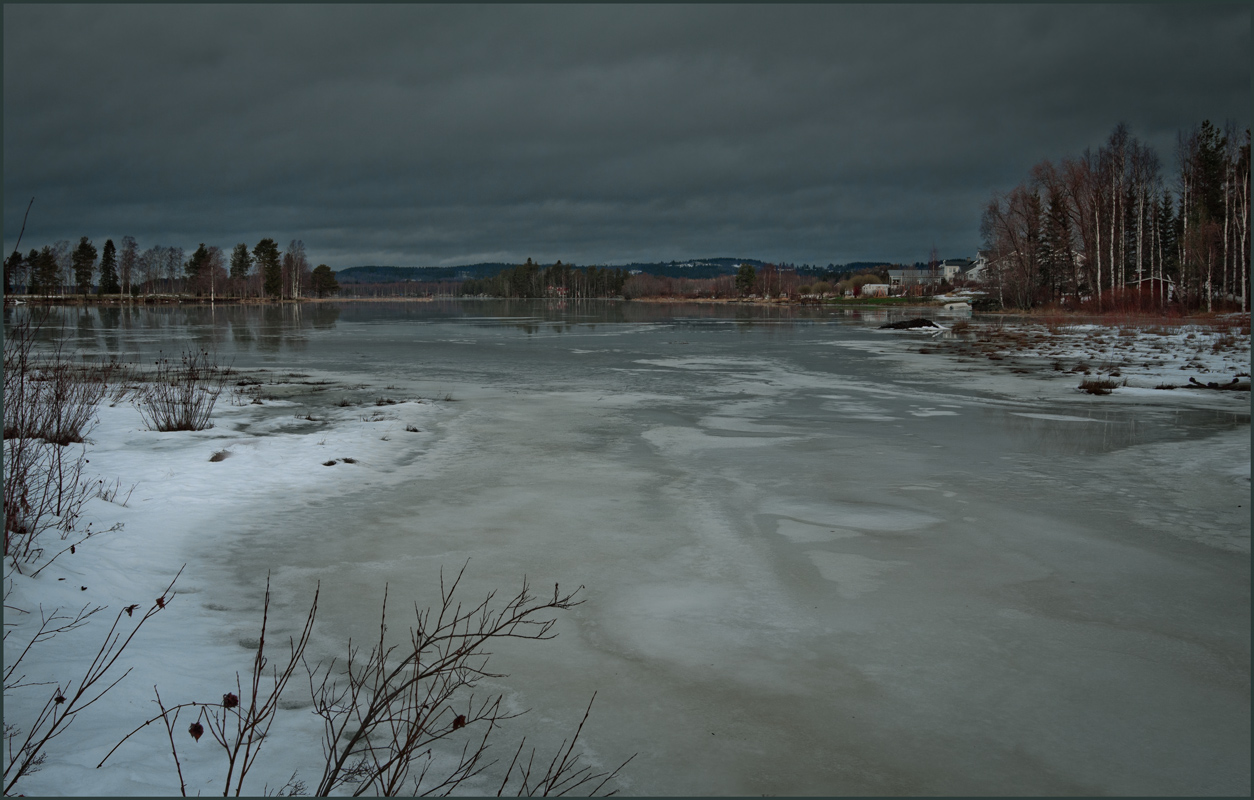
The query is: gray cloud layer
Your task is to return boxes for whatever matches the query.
[4,4,1249,268]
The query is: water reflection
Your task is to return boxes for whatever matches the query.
[992,406,1249,456]
[4,303,342,358]
[4,299,945,352]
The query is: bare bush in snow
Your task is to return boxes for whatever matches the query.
[133,350,232,432]
[3,316,124,570]
[105,565,632,797]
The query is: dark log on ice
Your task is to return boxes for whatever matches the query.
[880,317,939,330]
[1187,376,1251,391]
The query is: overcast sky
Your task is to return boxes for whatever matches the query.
[4,4,1249,269]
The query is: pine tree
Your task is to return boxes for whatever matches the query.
[97,239,121,295]
[71,236,97,294]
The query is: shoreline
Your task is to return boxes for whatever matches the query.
[5,293,1250,325]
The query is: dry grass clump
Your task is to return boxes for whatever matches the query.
[1078,377,1121,395]
[1212,333,1239,352]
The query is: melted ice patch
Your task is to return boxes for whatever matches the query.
[642,425,797,455]
[634,356,775,371]
[804,551,907,598]
[1010,412,1106,423]
[775,519,862,543]
[909,408,959,417]
[763,501,940,532]
[699,416,793,434]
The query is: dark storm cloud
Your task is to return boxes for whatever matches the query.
[4,4,1249,268]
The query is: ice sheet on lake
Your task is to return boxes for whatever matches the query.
[804,551,908,598]
[642,424,797,455]
[6,303,1248,797]
[1011,412,1107,423]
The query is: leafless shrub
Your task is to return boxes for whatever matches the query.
[104,566,632,797]
[134,350,231,432]
[4,569,183,795]
[304,565,630,797]
[3,318,122,571]
[95,477,137,506]
[3,317,111,445]
[102,574,311,797]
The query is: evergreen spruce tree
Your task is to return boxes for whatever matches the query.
[24,249,39,294]
[311,264,339,297]
[71,236,97,294]
[33,246,59,295]
[1042,186,1073,301]
[97,238,121,295]
[3,251,20,294]
[1194,120,1228,225]
[230,242,253,280]
[735,263,756,296]
[254,238,282,298]
[185,243,210,280]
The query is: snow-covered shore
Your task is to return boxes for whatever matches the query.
[4,384,452,796]
[888,314,1251,400]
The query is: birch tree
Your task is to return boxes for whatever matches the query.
[119,235,138,297]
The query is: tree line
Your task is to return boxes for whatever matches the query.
[459,259,630,299]
[981,120,1250,311]
[4,236,339,300]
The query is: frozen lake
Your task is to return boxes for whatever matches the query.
[12,301,1250,795]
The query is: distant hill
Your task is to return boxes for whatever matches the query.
[335,263,515,284]
[334,257,904,284]
[616,258,767,279]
